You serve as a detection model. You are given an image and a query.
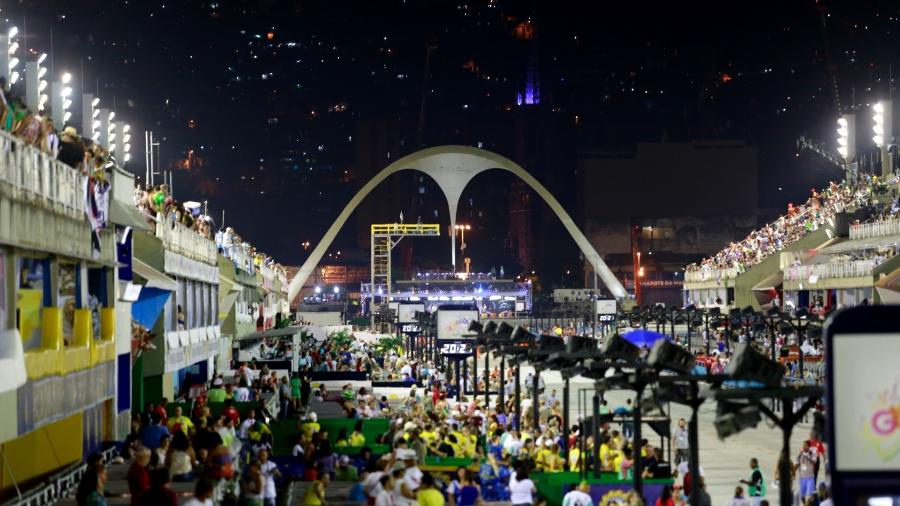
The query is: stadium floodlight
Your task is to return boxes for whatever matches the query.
[25,52,49,112]
[648,339,695,374]
[725,342,786,386]
[714,401,761,439]
[836,115,855,161]
[601,334,640,361]
[50,72,74,127]
[873,101,891,147]
[1,26,20,86]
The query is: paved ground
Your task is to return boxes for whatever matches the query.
[530,367,817,505]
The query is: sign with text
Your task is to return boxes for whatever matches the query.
[438,339,475,357]
[436,309,479,340]
[398,303,425,324]
[595,299,617,315]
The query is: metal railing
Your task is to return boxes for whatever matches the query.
[1,446,117,506]
[684,266,740,283]
[0,130,84,220]
[850,217,900,240]
[156,218,217,264]
[371,223,440,235]
[784,259,877,281]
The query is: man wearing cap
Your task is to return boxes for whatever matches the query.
[394,449,421,506]
[335,455,359,481]
[562,481,594,506]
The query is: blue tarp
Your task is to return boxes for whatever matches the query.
[131,287,171,329]
[621,328,670,348]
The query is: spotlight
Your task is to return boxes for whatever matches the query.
[467,320,483,333]
[482,321,498,335]
[602,334,640,361]
[714,401,761,440]
[725,343,786,386]
[648,339,695,374]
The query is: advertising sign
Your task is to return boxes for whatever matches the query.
[595,299,617,315]
[398,303,424,324]
[833,333,900,471]
[438,339,476,357]
[436,309,479,340]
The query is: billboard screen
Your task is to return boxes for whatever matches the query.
[596,299,617,315]
[398,303,425,324]
[833,333,900,471]
[436,309,479,340]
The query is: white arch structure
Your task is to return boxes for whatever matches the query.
[287,145,626,302]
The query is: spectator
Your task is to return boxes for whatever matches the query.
[208,378,227,403]
[303,468,329,506]
[140,414,170,451]
[243,460,266,506]
[335,455,359,481]
[75,463,108,506]
[416,472,445,506]
[258,449,281,506]
[126,447,151,506]
[726,486,751,506]
[167,405,194,436]
[166,431,197,482]
[561,480,592,506]
[182,479,215,506]
[138,468,178,506]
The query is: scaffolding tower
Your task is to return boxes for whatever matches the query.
[370,223,440,327]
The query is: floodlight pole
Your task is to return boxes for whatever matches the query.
[562,376,570,459]
[514,365,522,429]
[532,368,540,429]
[759,397,818,506]
[499,354,506,410]
[483,345,489,407]
[592,391,601,479]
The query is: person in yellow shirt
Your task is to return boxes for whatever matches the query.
[300,412,320,440]
[350,421,366,447]
[416,473,445,506]
[420,424,437,447]
[568,444,582,472]
[461,426,478,458]
[599,434,613,471]
[533,440,552,471]
[335,428,351,447]
[167,406,194,436]
[544,442,564,472]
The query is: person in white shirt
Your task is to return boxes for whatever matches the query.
[375,474,395,506]
[725,486,751,506]
[258,450,280,506]
[365,461,388,500]
[562,481,593,506]
[239,410,257,439]
[182,478,215,506]
[509,467,536,506]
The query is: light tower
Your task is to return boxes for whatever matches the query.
[82,94,100,140]
[837,114,855,183]
[873,101,892,178]
[97,108,112,149]
[107,111,117,154]
[51,72,73,128]
[114,121,131,165]
[0,26,20,88]
[25,53,48,112]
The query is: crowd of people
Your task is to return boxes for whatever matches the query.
[687,177,893,279]
[0,77,116,178]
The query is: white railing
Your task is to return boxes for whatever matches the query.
[784,259,877,281]
[0,130,84,219]
[850,218,900,240]
[684,266,740,283]
[156,219,217,264]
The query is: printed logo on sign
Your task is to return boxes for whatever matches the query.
[863,379,900,463]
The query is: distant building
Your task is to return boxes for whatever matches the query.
[579,141,759,304]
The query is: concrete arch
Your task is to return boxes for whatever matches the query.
[287,145,626,302]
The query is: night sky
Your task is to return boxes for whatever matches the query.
[5,0,899,277]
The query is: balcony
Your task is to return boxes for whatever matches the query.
[850,218,900,240]
[784,259,878,282]
[684,266,740,283]
[155,219,217,265]
[0,131,114,260]
[0,131,83,219]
